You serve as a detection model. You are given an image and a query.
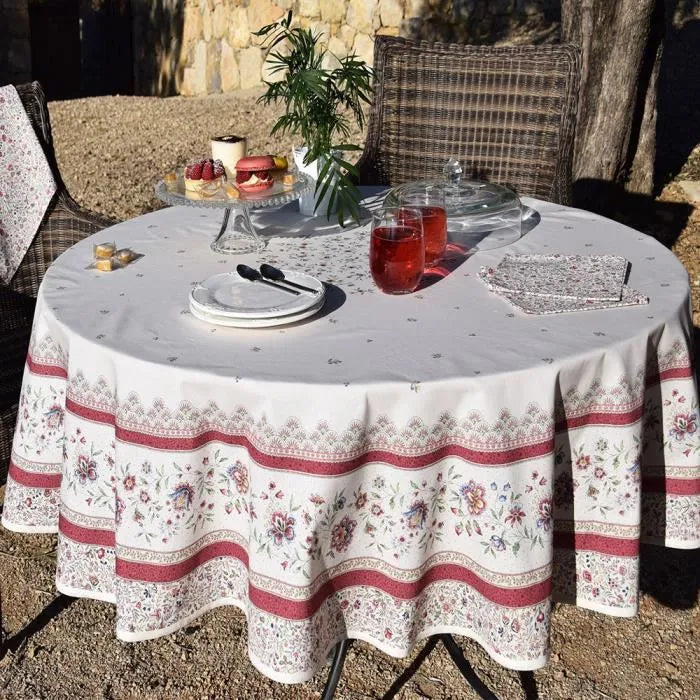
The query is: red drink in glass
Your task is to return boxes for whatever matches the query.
[417,205,447,264]
[400,187,448,266]
[370,208,424,294]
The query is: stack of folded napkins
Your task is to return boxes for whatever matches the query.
[479,254,649,315]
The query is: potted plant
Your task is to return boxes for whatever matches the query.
[254,12,373,226]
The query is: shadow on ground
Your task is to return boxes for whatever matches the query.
[641,545,699,609]
[573,178,694,249]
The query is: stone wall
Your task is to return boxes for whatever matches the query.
[136,0,558,96]
[0,0,32,86]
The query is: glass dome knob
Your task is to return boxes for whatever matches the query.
[443,158,463,184]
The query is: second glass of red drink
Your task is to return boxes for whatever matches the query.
[399,186,447,266]
[370,207,425,294]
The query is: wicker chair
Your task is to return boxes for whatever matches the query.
[0,82,116,484]
[357,37,581,205]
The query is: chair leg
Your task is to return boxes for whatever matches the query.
[321,638,352,700]
[438,634,499,700]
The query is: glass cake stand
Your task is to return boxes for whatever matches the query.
[155,172,312,254]
[383,159,524,253]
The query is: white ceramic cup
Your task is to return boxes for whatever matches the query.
[211,135,247,180]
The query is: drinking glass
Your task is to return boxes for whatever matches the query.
[370,207,425,294]
[399,186,447,265]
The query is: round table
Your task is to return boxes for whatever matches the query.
[3,191,699,683]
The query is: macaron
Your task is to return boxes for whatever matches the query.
[235,155,275,192]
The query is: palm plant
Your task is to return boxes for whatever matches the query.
[254,12,373,226]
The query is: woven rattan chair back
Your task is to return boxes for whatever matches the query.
[357,38,581,205]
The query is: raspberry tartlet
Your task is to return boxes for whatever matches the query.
[184,158,226,192]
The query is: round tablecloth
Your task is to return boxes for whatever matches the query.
[3,192,699,682]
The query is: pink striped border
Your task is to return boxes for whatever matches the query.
[643,476,700,496]
[554,406,643,431]
[650,366,695,383]
[8,458,61,488]
[62,397,558,470]
[59,514,115,547]
[25,354,67,378]
[248,566,551,619]
[62,394,654,473]
[553,531,639,556]
[58,517,550,613]
[55,518,655,616]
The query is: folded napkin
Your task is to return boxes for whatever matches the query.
[484,253,629,301]
[491,283,649,315]
[0,85,56,284]
[479,254,649,315]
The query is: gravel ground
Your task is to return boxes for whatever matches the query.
[51,89,313,223]
[0,90,698,699]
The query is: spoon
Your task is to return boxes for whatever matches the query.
[236,264,300,295]
[260,264,320,294]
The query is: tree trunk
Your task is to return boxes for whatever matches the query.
[562,0,663,201]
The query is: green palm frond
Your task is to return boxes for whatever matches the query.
[255,12,373,226]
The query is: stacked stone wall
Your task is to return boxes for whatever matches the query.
[135,0,558,96]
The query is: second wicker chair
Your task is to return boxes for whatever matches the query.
[357,37,581,205]
[0,82,116,484]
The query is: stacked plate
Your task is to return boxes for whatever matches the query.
[190,270,325,328]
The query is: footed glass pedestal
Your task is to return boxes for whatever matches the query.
[155,173,312,255]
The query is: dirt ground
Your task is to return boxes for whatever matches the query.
[0,89,698,699]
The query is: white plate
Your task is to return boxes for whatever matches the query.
[189,295,325,328]
[190,269,324,319]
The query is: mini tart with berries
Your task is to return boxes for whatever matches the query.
[184,158,226,192]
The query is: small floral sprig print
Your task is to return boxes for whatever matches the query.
[217,453,250,517]
[451,476,550,557]
[569,438,641,518]
[662,389,699,458]
[17,381,65,456]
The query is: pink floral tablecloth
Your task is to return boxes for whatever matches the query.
[2,194,698,682]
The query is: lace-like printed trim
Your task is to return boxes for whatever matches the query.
[655,339,693,375]
[27,334,67,371]
[112,396,556,456]
[63,372,655,462]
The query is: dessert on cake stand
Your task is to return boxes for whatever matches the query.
[155,172,312,254]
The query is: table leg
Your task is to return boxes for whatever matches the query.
[1,594,74,657]
[519,670,539,700]
[381,636,440,699]
[319,634,511,700]
[210,205,265,255]
[321,638,352,700]
[438,633,499,699]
